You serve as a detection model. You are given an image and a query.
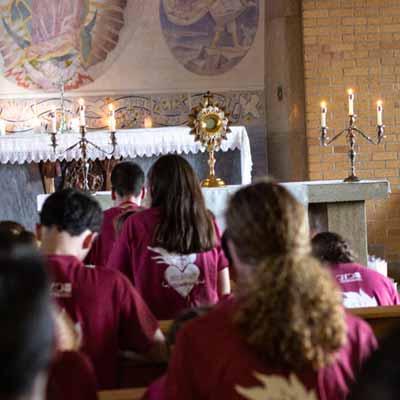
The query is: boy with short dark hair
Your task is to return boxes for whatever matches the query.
[87,161,146,266]
[38,188,165,390]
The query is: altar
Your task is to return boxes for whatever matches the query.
[37,179,390,266]
[0,126,252,230]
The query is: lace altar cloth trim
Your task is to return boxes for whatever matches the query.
[0,126,253,184]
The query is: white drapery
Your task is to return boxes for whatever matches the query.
[0,126,253,184]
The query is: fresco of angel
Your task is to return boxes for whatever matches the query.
[0,0,139,90]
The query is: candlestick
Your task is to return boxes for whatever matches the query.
[377,100,383,126]
[79,98,86,127]
[108,104,116,133]
[348,89,355,116]
[51,110,57,134]
[0,119,6,136]
[321,102,327,128]
[319,92,386,182]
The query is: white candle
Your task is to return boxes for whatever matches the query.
[321,102,327,128]
[108,104,116,132]
[79,98,86,127]
[51,110,57,133]
[377,100,383,126]
[70,118,80,133]
[348,89,355,116]
[144,116,153,129]
[0,119,6,136]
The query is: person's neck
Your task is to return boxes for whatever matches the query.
[116,195,140,207]
[41,235,82,260]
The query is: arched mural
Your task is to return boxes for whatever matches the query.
[0,0,144,90]
[160,0,259,76]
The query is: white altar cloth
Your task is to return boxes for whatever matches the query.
[0,126,253,184]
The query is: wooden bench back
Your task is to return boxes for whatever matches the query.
[99,388,146,400]
[350,306,400,339]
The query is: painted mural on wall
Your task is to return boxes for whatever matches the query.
[160,0,259,76]
[0,0,144,90]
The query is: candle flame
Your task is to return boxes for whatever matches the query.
[377,100,383,107]
[320,101,327,109]
[348,89,354,95]
[108,104,114,112]
[144,116,153,129]
[79,98,85,106]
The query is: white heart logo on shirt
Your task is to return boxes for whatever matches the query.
[164,263,200,298]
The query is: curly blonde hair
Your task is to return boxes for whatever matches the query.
[226,181,346,370]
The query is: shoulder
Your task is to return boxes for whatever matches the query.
[344,312,377,348]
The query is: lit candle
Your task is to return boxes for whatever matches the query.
[377,100,383,126]
[78,98,86,127]
[144,116,153,129]
[0,119,6,136]
[348,89,355,116]
[51,109,57,133]
[108,104,116,132]
[321,101,327,128]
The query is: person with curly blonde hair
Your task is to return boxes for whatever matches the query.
[164,181,377,400]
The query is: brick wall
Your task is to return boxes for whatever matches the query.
[302,0,400,277]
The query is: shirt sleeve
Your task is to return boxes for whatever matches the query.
[117,274,159,354]
[107,218,134,282]
[213,219,229,272]
[353,317,378,371]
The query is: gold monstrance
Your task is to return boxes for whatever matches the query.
[189,92,231,187]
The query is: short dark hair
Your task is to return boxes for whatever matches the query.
[0,247,54,398]
[111,162,145,198]
[311,232,356,264]
[40,189,102,236]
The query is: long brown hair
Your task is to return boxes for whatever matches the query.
[148,155,215,254]
[226,181,346,370]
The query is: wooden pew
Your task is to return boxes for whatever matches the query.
[351,306,400,340]
[99,388,146,400]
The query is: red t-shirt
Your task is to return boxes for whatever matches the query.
[46,255,159,390]
[331,263,400,308]
[47,351,98,400]
[164,299,377,400]
[87,201,142,266]
[108,207,229,320]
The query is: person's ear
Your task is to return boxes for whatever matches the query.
[140,187,146,200]
[111,189,116,201]
[36,224,42,241]
[82,232,97,250]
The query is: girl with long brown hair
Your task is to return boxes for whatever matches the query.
[108,155,231,319]
[165,181,377,400]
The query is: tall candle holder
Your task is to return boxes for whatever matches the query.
[320,115,385,182]
[51,124,117,192]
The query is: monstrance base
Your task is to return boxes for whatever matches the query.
[201,176,226,188]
